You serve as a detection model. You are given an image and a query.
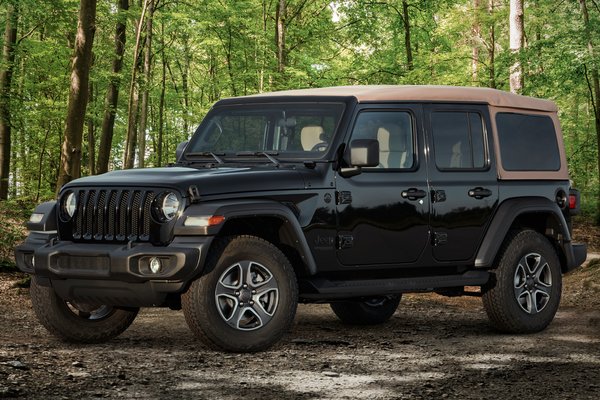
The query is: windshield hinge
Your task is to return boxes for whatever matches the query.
[188,185,201,203]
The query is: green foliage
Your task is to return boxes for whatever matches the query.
[0,199,35,269]
[0,0,599,220]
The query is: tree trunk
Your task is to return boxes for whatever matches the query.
[402,0,413,71]
[259,0,267,93]
[97,0,129,174]
[157,22,166,166]
[56,0,97,191]
[87,80,95,175]
[509,0,524,94]
[472,0,481,82]
[275,0,286,74]
[225,26,237,96]
[176,35,191,135]
[488,0,496,88]
[137,0,154,168]
[123,0,149,169]
[0,1,18,200]
[579,0,600,221]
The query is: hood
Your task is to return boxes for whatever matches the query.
[62,165,307,197]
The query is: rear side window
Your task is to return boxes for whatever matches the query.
[496,113,560,171]
[431,111,487,170]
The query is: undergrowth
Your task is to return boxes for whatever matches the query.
[0,199,36,270]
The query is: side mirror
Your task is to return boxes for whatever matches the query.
[176,141,189,161]
[340,139,379,177]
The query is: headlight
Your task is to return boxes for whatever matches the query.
[61,191,77,220]
[158,191,180,221]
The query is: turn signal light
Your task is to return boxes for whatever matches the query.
[184,215,225,227]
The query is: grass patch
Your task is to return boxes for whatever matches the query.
[13,275,31,288]
[588,258,600,270]
[0,261,18,272]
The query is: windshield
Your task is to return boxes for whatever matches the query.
[184,103,345,160]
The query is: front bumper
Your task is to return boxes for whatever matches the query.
[15,232,212,306]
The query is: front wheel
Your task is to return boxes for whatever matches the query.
[182,236,298,352]
[483,229,562,333]
[29,278,138,343]
[330,295,401,325]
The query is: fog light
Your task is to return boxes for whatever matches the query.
[149,257,162,274]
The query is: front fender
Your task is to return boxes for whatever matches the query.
[174,199,317,275]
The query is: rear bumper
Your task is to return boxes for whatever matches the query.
[15,232,212,306]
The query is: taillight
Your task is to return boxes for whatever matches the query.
[569,194,577,210]
[568,188,580,215]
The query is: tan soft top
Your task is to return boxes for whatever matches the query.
[244,85,557,112]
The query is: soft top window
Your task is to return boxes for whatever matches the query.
[496,113,560,171]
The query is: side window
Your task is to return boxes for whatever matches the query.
[350,111,414,169]
[496,113,560,171]
[431,111,486,170]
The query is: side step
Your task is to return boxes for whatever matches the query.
[299,270,490,300]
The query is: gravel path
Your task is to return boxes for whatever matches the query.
[1,270,599,399]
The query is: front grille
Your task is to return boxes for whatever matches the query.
[69,189,156,242]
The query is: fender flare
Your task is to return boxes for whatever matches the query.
[27,201,58,232]
[475,197,571,269]
[176,199,318,275]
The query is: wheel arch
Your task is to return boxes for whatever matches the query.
[207,201,317,278]
[475,197,572,272]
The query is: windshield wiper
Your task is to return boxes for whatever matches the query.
[235,151,280,167]
[185,152,225,164]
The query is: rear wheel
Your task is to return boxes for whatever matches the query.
[330,295,401,325]
[182,236,298,352]
[30,278,138,343]
[483,229,562,333]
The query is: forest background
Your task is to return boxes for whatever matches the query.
[0,0,600,266]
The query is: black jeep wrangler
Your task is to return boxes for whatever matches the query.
[16,85,587,352]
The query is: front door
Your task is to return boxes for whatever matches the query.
[336,105,430,266]
[424,104,499,262]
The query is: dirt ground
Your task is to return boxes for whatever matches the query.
[1,257,599,400]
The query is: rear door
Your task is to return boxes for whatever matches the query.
[424,104,498,262]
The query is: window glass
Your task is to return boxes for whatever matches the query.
[350,111,414,169]
[185,103,344,159]
[431,111,486,170]
[496,113,560,171]
[470,113,485,168]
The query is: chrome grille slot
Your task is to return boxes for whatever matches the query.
[69,188,156,243]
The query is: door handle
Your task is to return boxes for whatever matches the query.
[468,187,492,199]
[401,188,427,201]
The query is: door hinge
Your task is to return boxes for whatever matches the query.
[337,234,354,249]
[432,190,446,203]
[433,232,448,246]
[336,191,352,205]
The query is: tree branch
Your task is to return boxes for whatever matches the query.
[584,64,599,120]
[17,23,42,45]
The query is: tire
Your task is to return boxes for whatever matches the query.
[181,235,298,352]
[29,278,138,343]
[482,229,562,333]
[330,295,401,325]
